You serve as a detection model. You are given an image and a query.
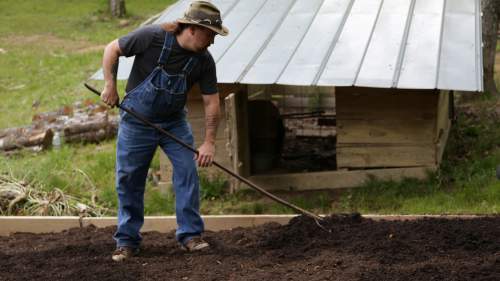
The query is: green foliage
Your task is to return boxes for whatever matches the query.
[0,0,174,42]
[237,202,266,214]
[199,172,227,200]
[144,188,175,215]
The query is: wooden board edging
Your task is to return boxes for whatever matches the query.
[0,214,486,236]
[248,166,436,191]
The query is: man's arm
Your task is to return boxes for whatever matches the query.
[101,39,123,107]
[196,93,221,167]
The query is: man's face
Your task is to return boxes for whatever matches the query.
[191,26,216,52]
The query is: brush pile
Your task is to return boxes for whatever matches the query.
[0,172,107,216]
[0,99,119,153]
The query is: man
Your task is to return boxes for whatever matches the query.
[100,1,229,262]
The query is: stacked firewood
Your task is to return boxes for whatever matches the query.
[0,100,119,153]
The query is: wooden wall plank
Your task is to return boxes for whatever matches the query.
[336,87,439,168]
[337,118,435,144]
[337,145,436,168]
[248,166,435,191]
[336,87,438,120]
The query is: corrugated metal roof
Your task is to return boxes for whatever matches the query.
[91,0,483,92]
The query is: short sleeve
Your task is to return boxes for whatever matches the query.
[118,25,159,57]
[198,52,218,95]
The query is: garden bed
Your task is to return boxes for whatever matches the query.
[0,214,499,281]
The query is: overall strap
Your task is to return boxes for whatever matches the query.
[182,56,199,75]
[157,32,174,67]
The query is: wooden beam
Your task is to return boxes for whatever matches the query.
[247,166,436,191]
[435,90,451,165]
[0,214,482,236]
[224,93,239,191]
[0,216,81,236]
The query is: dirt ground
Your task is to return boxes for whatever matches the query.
[0,215,499,281]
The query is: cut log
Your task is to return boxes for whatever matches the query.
[0,127,26,139]
[63,116,109,135]
[64,128,115,144]
[0,129,53,151]
[32,105,73,124]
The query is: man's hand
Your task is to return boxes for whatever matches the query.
[101,86,120,107]
[195,141,215,167]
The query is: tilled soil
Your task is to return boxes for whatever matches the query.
[0,214,499,281]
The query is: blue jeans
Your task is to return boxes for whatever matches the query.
[113,110,204,248]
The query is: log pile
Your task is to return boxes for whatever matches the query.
[0,99,119,153]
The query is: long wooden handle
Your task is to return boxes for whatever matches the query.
[84,83,324,222]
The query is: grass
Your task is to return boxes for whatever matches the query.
[0,0,174,129]
[1,0,499,216]
[0,140,167,215]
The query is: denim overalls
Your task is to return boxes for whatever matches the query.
[114,32,204,248]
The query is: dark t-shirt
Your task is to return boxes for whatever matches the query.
[118,25,218,95]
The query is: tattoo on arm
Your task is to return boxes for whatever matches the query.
[205,114,219,131]
[205,113,219,141]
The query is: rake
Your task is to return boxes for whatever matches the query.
[84,83,329,231]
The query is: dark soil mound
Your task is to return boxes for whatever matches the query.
[0,215,499,281]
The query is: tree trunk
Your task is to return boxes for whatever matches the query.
[482,0,499,96]
[109,0,126,18]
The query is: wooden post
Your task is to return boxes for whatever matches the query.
[224,90,250,192]
[434,90,451,165]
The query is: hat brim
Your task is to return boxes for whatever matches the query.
[177,18,229,36]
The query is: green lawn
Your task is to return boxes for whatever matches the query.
[0,0,174,215]
[1,0,499,216]
[0,0,174,129]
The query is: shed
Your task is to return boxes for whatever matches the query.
[92,0,483,191]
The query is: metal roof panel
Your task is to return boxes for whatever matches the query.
[438,0,481,91]
[354,0,413,88]
[209,0,266,62]
[216,0,295,83]
[278,0,353,85]
[396,0,445,89]
[240,0,324,84]
[317,0,383,86]
[91,0,483,92]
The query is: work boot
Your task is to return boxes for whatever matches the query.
[112,246,140,262]
[180,237,210,252]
